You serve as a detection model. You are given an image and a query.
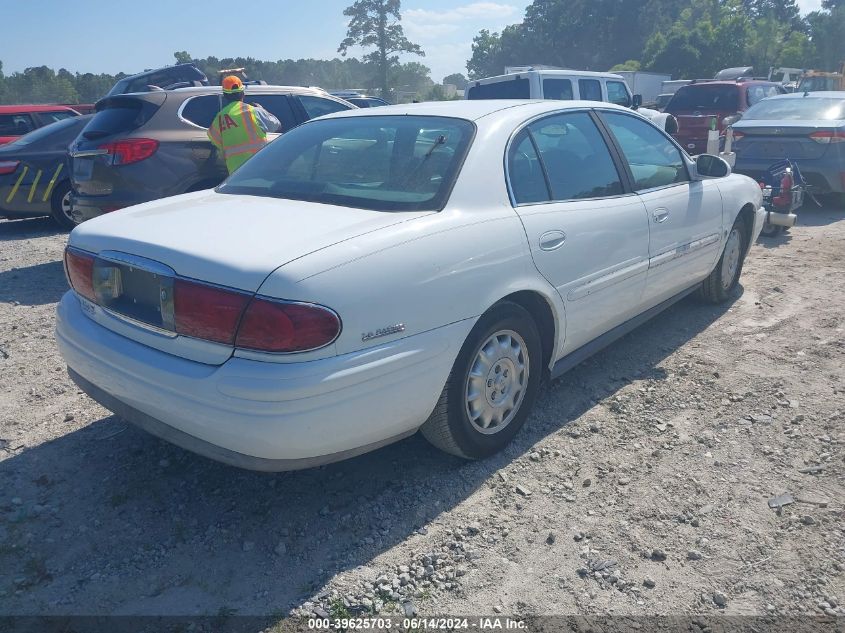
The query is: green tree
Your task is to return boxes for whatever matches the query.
[338,0,423,99]
[173,51,193,64]
[443,73,468,89]
[610,60,642,71]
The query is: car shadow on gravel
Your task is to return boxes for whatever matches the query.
[0,217,65,242]
[0,291,735,616]
[0,260,68,306]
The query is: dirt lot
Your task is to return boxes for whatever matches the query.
[0,207,843,622]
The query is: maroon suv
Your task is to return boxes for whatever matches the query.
[666,80,786,155]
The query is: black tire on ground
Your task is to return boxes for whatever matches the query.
[420,301,543,459]
[698,216,748,304]
[50,181,77,230]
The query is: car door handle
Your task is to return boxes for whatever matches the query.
[652,209,670,224]
[539,231,566,251]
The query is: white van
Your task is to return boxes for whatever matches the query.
[466,69,677,133]
[466,70,636,107]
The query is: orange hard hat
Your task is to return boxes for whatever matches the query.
[222,75,245,94]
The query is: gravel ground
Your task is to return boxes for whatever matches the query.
[0,206,843,621]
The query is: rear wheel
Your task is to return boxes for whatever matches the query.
[699,217,747,304]
[50,181,77,230]
[421,302,542,459]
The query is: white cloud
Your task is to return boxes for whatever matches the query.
[405,2,518,25]
[796,0,823,13]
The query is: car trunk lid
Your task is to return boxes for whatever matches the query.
[733,120,837,160]
[68,190,429,364]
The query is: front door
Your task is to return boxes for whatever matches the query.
[507,110,651,357]
[599,111,725,307]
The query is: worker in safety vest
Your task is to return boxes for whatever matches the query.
[207,75,281,174]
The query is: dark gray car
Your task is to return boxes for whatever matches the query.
[732,91,845,194]
[70,86,355,221]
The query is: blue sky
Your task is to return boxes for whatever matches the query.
[1,0,827,83]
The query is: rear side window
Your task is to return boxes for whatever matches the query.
[526,112,622,201]
[508,129,549,204]
[543,79,573,100]
[82,98,161,140]
[37,111,77,125]
[181,95,220,128]
[298,96,352,120]
[607,82,631,107]
[467,78,530,100]
[579,79,602,101]
[667,85,740,112]
[0,114,35,136]
[747,84,782,106]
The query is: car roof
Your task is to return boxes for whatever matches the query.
[681,80,776,88]
[108,85,341,101]
[764,91,845,99]
[317,99,635,122]
[473,70,625,82]
[0,104,79,114]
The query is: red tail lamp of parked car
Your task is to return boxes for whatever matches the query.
[64,247,341,352]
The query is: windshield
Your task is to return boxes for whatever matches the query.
[5,116,80,147]
[742,97,845,121]
[667,85,739,112]
[218,115,475,212]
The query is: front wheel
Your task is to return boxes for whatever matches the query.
[421,302,543,459]
[699,217,748,304]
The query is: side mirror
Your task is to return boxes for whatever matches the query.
[632,94,643,110]
[694,154,731,179]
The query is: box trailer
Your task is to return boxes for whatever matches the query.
[612,71,671,105]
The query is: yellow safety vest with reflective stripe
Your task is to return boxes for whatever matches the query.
[207,100,268,174]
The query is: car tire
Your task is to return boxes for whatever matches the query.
[699,216,747,304]
[50,181,78,230]
[421,301,543,459]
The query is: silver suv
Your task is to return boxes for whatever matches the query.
[69,86,354,222]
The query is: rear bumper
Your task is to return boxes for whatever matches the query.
[734,157,844,194]
[70,193,143,222]
[56,291,469,470]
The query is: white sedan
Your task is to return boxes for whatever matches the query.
[57,100,765,471]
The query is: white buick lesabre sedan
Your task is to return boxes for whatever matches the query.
[56,100,765,471]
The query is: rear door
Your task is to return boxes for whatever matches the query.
[598,110,724,306]
[508,110,650,355]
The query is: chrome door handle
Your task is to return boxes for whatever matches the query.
[539,230,566,251]
[70,149,109,158]
[652,209,670,224]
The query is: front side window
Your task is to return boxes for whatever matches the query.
[509,111,622,203]
[543,78,573,101]
[579,79,602,102]
[297,96,352,120]
[601,112,688,191]
[607,81,631,107]
[218,115,475,212]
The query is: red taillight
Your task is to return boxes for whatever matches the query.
[235,298,341,353]
[173,279,250,345]
[809,130,845,144]
[0,160,20,175]
[731,131,745,141]
[64,248,96,301]
[97,138,159,165]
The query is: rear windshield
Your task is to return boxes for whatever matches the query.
[742,97,845,121]
[667,85,739,112]
[81,98,161,140]
[467,78,530,100]
[218,115,475,212]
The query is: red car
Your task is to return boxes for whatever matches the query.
[0,105,81,146]
[666,80,786,155]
